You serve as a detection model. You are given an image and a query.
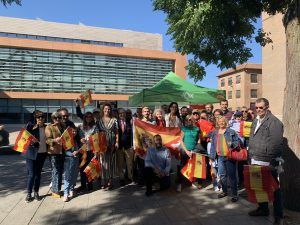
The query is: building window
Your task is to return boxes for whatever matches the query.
[251,73,258,83]
[236,75,241,84]
[236,90,241,98]
[228,91,232,99]
[228,77,232,86]
[221,79,225,87]
[251,89,257,98]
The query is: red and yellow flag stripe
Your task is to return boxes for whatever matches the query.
[239,121,252,137]
[181,153,207,182]
[80,89,93,108]
[84,158,101,182]
[13,128,37,153]
[61,127,75,150]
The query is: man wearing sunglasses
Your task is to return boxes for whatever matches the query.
[248,98,284,224]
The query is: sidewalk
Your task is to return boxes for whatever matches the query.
[0,155,280,225]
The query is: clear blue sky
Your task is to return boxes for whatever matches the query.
[0,0,262,88]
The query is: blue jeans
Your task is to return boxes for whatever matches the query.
[218,156,238,196]
[64,155,79,196]
[26,153,47,194]
[50,154,64,194]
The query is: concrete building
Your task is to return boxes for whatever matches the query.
[217,63,262,111]
[0,16,187,123]
[262,13,286,120]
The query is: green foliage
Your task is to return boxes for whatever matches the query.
[1,0,21,6]
[153,0,292,81]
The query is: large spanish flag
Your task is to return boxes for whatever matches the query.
[13,128,37,153]
[61,127,75,150]
[133,119,183,157]
[79,89,93,108]
[240,121,252,138]
[78,143,87,168]
[181,153,207,182]
[89,132,107,153]
[243,165,279,203]
[84,157,101,182]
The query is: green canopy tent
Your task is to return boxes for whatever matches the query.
[128,72,225,106]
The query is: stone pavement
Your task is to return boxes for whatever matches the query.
[0,155,280,225]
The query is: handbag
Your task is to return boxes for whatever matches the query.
[227,144,248,161]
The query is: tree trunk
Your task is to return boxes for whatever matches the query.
[281,14,300,211]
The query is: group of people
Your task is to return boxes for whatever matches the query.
[22,97,284,224]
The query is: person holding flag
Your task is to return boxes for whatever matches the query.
[23,110,48,203]
[45,112,66,199]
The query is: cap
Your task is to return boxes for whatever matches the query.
[234,111,243,117]
[93,108,101,113]
[192,109,199,114]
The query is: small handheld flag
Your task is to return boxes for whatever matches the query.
[13,128,37,153]
[61,127,75,150]
[84,157,101,182]
[79,89,92,108]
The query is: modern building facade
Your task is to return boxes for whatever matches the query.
[0,16,187,123]
[217,63,262,111]
[262,13,286,120]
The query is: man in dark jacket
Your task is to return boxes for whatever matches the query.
[248,98,284,225]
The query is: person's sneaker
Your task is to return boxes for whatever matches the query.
[34,192,41,201]
[68,191,74,198]
[217,192,228,198]
[231,196,238,202]
[51,192,61,199]
[176,184,182,193]
[25,194,32,203]
[63,195,69,202]
[248,208,270,217]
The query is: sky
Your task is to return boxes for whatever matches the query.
[0,0,262,88]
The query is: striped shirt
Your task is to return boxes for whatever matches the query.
[216,133,228,156]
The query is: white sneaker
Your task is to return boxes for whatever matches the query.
[68,191,74,198]
[49,182,52,188]
[63,195,69,202]
[176,184,182,193]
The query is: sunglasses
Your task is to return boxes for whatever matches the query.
[192,112,199,115]
[54,116,62,120]
[255,106,264,109]
[241,110,247,113]
[62,115,69,118]
[36,116,44,119]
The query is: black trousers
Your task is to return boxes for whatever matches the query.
[144,167,170,192]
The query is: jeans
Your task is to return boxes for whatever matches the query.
[144,167,170,192]
[50,154,64,194]
[64,155,79,196]
[218,156,238,196]
[26,153,47,194]
[258,170,283,218]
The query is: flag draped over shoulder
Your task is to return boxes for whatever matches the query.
[84,158,101,182]
[79,89,92,108]
[61,127,75,150]
[243,165,279,203]
[89,132,107,153]
[78,143,87,168]
[240,121,252,138]
[13,128,37,153]
[133,119,183,157]
[181,153,207,182]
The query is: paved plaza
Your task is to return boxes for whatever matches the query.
[0,154,287,225]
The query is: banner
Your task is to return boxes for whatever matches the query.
[79,89,93,108]
[89,132,107,153]
[240,121,252,138]
[243,165,279,203]
[133,119,183,157]
[61,127,75,150]
[13,128,37,153]
[78,143,87,168]
[181,153,207,182]
[84,157,101,182]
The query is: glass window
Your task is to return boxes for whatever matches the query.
[221,79,225,87]
[228,77,232,86]
[236,75,241,84]
[251,89,258,98]
[251,74,258,83]
[228,91,232,99]
[8,99,21,106]
[236,90,241,98]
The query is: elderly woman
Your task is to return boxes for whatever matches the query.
[45,111,65,199]
[24,110,48,203]
[153,108,166,127]
[209,116,240,202]
[97,104,119,189]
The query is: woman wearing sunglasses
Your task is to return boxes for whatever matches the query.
[45,111,66,199]
[24,110,48,203]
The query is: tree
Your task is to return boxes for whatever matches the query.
[153,0,300,211]
[0,0,21,6]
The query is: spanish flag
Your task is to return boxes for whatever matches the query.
[239,121,252,138]
[133,119,183,157]
[197,119,215,141]
[84,157,101,182]
[78,143,87,168]
[181,153,207,182]
[89,132,107,153]
[13,128,37,153]
[79,89,93,108]
[243,165,279,203]
[61,127,75,150]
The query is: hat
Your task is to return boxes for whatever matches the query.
[192,109,199,114]
[234,111,243,117]
[93,108,101,113]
